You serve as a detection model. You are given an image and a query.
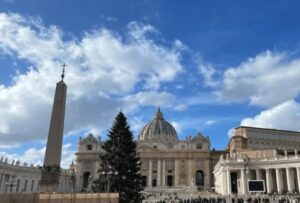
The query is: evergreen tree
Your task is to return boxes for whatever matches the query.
[95,111,143,203]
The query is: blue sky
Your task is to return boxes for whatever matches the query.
[0,0,300,168]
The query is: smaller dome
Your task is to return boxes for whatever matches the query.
[139,108,178,141]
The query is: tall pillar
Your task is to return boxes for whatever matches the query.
[148,160,152,187]
[256,169,261,180]
[188,159,193,186]
[286,168,294,192]
[157,160,161,187]
[40,67,67,193]
[162,160,166,186]
[240,169,247,195]
[221,170,227,195]
[296,168,300,193]
[0,173,3,193]
[174,160,178,186]
[266,169,272,194]
[275,168,283,193]
[227,170,232,194]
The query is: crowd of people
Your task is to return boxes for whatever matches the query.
[143,193,300,203]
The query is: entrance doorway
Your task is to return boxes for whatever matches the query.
[167,175,173,186]
[231,172,237,193]
[195,170,204,189]
[82,171,91,191]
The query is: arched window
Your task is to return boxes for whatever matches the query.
[195,170,204,187]
[82,171,91,191]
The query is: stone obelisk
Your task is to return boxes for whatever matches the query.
[40,64,67,192]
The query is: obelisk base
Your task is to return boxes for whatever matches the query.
[40,183,59,193]
[40,165,61,193]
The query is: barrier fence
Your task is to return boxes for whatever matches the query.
[0,192,119,203]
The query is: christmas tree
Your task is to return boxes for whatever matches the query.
[95,111,143,202]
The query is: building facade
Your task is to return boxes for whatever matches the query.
[74,108,224,194]
[214,126,300,195]
[0,157,74,193]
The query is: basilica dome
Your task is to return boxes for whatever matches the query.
[139,108,178,141]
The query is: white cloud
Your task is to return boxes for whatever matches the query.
[227,128,235,138]
[240,100,300,131]
[218,50,300,106]
[228,100,300,137]
[0,12,184,146]
[123,91,175,111]
[198,63,219,87]
[174,104,188,111]
[170,121,182,134]
[128,116,146,138]
[205,120,218,126]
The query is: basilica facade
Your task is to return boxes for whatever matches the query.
[74,108,224,193]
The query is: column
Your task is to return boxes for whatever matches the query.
[265,169,272,194]
[174,160,178,186]
[162,160,166,186]
[6,175,10,193]
[286,168,294,192]
[187,159,193,186]
[148,160,152,187]
[275,168,283,193]
[297,168,300,193]
[221,170,227,195]
[240,169,246,195]
[227,170,232,194]
[256,169,261,180]
[0,173,3,193]
[157,160,161,187]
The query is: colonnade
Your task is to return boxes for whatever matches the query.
[0,172,39,193]
[147,160,169,187]
[222,167,300,195]
[146,159,205,188]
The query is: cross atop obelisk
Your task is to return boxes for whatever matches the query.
[40,64,67,193]
[61,63,67,81]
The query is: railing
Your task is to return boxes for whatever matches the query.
[0,192,119,203]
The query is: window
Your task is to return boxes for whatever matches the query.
[153,145,157,149]
[197,143,202,149]
[87,144,92,151]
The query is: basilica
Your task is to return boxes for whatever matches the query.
[75,108,224,194]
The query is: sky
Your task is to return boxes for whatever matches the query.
[0,0,300,168]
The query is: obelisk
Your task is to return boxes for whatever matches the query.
[40,64,67,192]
